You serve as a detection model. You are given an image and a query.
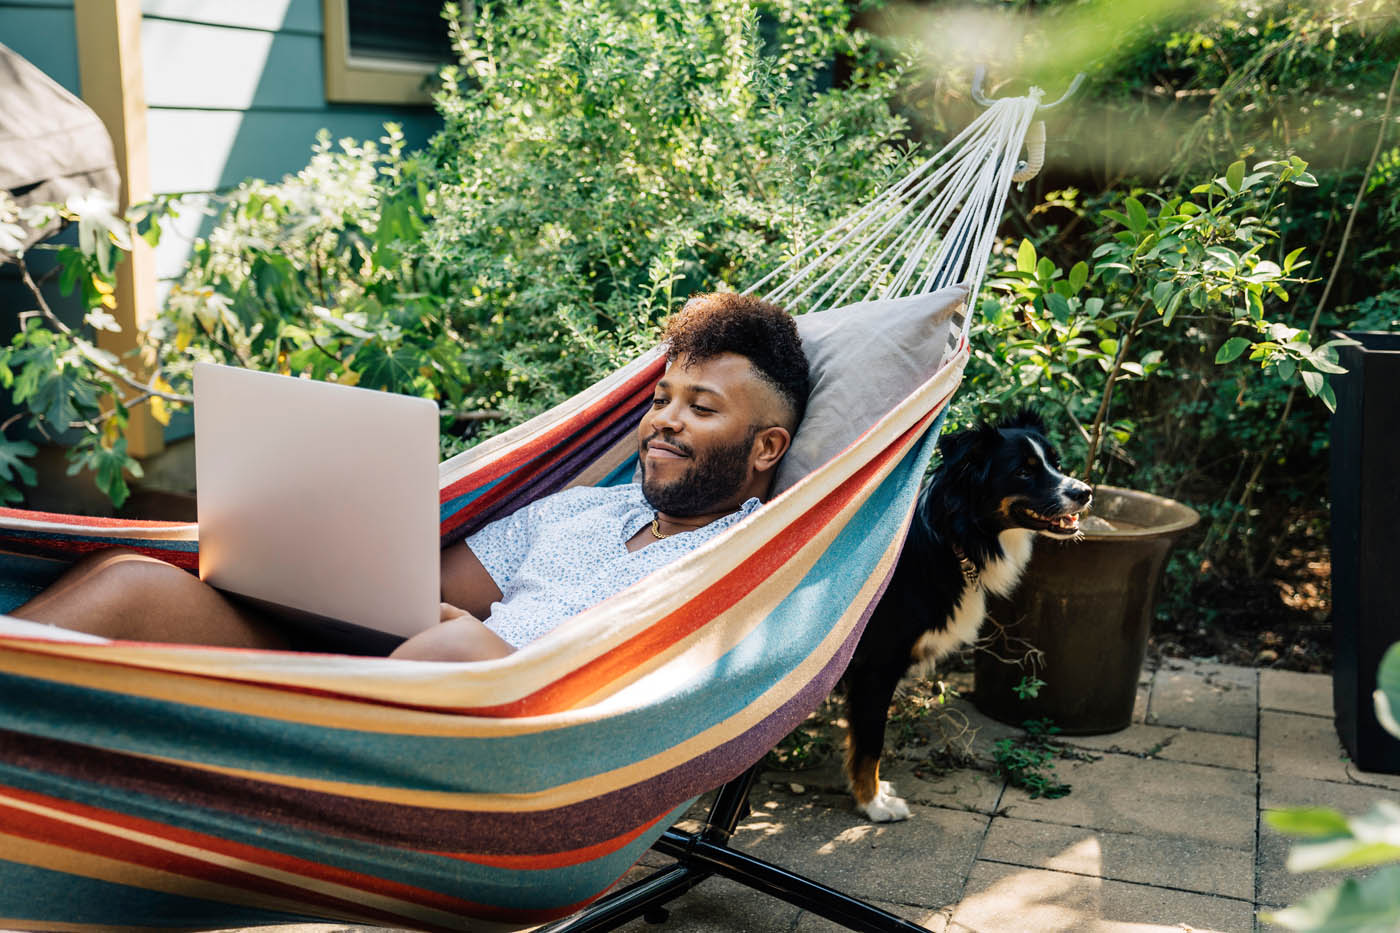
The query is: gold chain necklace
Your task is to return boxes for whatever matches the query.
[651,514,708,539]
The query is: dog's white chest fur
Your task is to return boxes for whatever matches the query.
[911,528,1035,666]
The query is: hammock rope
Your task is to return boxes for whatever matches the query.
[0,88,1057,932]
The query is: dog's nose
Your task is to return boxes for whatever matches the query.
[1067,481,1093,508]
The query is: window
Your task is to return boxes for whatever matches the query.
[322,0,456,105]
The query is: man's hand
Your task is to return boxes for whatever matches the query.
[390,603,516,661]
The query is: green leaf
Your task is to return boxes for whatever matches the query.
[1302,370,1324,396]
[1216,337,1251,364]
[1045,292,1072,324]
[0,435,38,487]
[1036,256,1056,283]
[1266,807,1352,839]
[1376,643,1400,740]
[1163,289,1185,326]
[1264,866,1400,931]
[356,342,424,392]
[1084,297,1104,317]
[1068,261,1088,294]
[1283,246,1307,274]
[1017,238,1037,275]
[1125,196,1148,235]
[1225,159,1246,194]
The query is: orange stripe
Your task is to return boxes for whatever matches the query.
[460,407,940,718]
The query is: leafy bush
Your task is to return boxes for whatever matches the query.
[962,157,1330,490]
[168,0,914,439]
[0,191,182,507]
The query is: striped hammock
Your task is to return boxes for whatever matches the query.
[0,95,1041,931]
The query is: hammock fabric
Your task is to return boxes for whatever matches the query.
[0,94,1041,931]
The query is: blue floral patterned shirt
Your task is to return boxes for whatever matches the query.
[465,483,760,648]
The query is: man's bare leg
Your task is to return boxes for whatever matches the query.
[11,548,288,649]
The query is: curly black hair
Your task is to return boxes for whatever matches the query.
[663,292,810,429]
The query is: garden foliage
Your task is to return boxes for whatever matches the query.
[165,0,911,446]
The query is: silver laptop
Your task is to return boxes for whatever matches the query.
[193,363,440,649]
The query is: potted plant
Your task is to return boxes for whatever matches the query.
[966,156,1343,733]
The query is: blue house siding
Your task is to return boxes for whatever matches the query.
[137,0,443,282]
[0,2,80,93]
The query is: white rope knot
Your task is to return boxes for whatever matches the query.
[1013,121,1047,183]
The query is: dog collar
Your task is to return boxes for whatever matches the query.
[952,546,981,587]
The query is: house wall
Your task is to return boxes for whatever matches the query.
[0,0,444,466]
[1,0,442,282]
[135,0,443,283]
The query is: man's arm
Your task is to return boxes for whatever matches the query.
[440,541,504,619]
[390,603,515,661]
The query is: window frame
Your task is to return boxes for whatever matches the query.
[321,0,441,105]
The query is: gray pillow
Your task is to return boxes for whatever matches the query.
[772,284,969,494]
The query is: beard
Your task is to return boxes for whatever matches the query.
[640,427,757,517]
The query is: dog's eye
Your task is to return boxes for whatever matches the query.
[1016,466,1033,479]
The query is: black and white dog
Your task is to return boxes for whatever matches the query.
[841,409,1092,822]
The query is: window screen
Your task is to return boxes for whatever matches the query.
[347,0,454,64]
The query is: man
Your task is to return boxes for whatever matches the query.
[13,293,810,661]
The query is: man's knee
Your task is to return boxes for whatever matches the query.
[85,549,192,603]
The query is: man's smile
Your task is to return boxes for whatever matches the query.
[645,437,691,460]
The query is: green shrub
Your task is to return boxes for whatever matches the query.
[168,0,914,438]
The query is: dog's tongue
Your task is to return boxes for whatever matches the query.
[1055,513,1080,532]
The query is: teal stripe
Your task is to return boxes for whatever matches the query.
[0,529,198,552]
[0,552,68,613]
[0,416,941,796]
[0,764,688,914]
[0,859,317,927]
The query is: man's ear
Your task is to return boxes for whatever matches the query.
[751,425,793,475]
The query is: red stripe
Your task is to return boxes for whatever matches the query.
[0,507,190,530]
[0,536,199,570]
[438,358,664,506]
[0,784,597,926]
[460,405,942,718]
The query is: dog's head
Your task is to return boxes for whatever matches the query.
[936,409,1092,539]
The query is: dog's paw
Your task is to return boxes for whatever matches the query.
[858,782,911,822]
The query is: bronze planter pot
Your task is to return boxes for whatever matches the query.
[972,486,1199,735]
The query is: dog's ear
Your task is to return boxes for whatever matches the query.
[1000,407,1046,434]
[937,421,1001,476]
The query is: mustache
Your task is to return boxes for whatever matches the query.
[643,432,694,457]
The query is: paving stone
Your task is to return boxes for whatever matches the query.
[1058,721,1182,758]
[1259,710,1350,784]
[999,753,1257,847]
[763,758,1002,818]
[1258,774,1390,909]
[1147,659,1257,736]
[732,789,989,909]
[978,816,1254,900]
[611,876,802,932]
[1058,721,1256,771]
[933,696,1025,764]
[1260,669,1333,717]
[795,901,950,931]
[1345,761,1400,791]
[878,761,1004,815]
[948,861,1256,933]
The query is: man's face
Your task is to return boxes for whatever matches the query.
[638,352,772,517]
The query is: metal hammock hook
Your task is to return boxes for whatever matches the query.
[970,65,1086,185]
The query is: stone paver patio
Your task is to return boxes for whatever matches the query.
[222,658,1400,933]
